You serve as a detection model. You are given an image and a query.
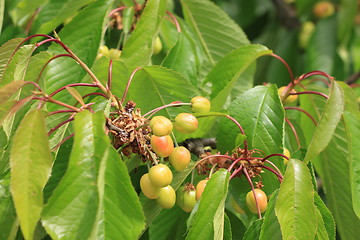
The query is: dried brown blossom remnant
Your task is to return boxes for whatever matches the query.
[107,101,151,161]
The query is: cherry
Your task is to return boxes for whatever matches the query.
[246,189,268,214]
[313,1,335,19]
[150,135,174,157]
[190,96,211,113]
[182,189,197,212]
[149,116,173,136]
[148,164,173,188]
[283,147,291,165]
[278,86,298,105]
[140,173,161,199]
[230,196,245,214]
[174,113,198,134]
[153,36,162,55]
[169,146,191,171]
[156,185,176,209]
[195,179,208,200]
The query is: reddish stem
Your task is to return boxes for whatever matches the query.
[261,153,289,162]
[49,83,98,98]
[264,160,283,178]
[108,59,113,90]
[82,92,109,100]
[350,83,360,88]
[299,70,333,83]
[229,164,243,179]
[260,165,283,182]
[285,107,317,126]
[108,6,127,17]
[143,102,191,118]
[228,158,248,172]
[166,11,181,32]
[285,118,301,149]
[290,91,329,99]
[24,81,42,92]
[243,167,262,219]
[47,109,77,116]
[48,118,74,136]
[270,53,294,83]
[226,115,248,152]
[52,133,74,151]
[121,67,142,104]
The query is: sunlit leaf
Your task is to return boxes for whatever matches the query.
[186,169,229,240]
[0,38,23,80]
[10,110,52,240]
[314,192,335,240]
[275,159,317,240]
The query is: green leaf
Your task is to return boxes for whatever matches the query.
[93,145,145,239]
[0,38,24,80]
[337,0,358,42]
[259,190,281,240]
[275,159,317,240]
[141,162,195,234]
[318,117,360,239]
[121,0,167,67]
[162,33,198,87]
[149,207,188,240]
[186,169,229,240]
[0,175,19,240]
[32,0,96,35]
[204,44,272,111]
[314,192,335,240]
[314,208,328,240]
[303,81,344,164]
[122,7,134,34]
[181,0,250,65]
[217,85,285,193]
[305,17,336,74]
[0,0,4,36]
[343,111,360,218]
[0,81,25,105]
[242,219,262,240]
[129,66,199,118]
[44,0,112,110]
[10,110,53,240]
[42,111,107,240]
[223,213,232,240]
[9,0,47,27]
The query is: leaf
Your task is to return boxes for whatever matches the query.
[305,17,336,74]
[259,190,281,240]
[242,219,262,240]
[217,85,285,193]
[223,213,232,240]
[314,192,335,240]
[149,207,188,240]
[0,95,33,126]
[186,169,229,240]
[8,0,47,27]
[44,0,112,110]
[140,162,195,234]
[225,210,247,239]
[181,0,250,65]
[121,0,167,67]
[275,159,317,240]
[129,66,199,118]
[0,38,24,80]
[162,33,198,86]
[122,7,134,34]
[204,44,272,111]
[66,87,85,106]
[0,81,25,105]
[32,0,96,35]
[343,112,360,218]
[0,175,19,240]
[337,0,358,42]
[42,111,107,240]
[92,145,145,239]
[303,81,344,164]
[10,110,53,240]
[0,0,4,36]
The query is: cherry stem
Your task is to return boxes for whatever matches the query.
[228,158,248,172]
[36,54,73,83]
[166,11,181,32]
[143,102,191,118]
[171,132,179,147]
[108,6,127,17]
[225,115,248,152]
[82,92,109,100]
[49,83,98,98]
[285,118,301,149]
[243,167,262,219]
[52,133,74,151]
[24,81,42,92]
[209,164,217,178]
[229,164,243,179]
[48,118,74,136]
[121,67,142,105]
[270,53,294,83]
[107,59,113,90]
[290,91,329,99]
[10,34,53,61]
[47,109,77,116]
[261,153,288,162]
[298,70,333,83]
[195,154,236,168]
[350,83,360,88]
[260,165,283,182]
[264,160,283,179]
[284,107,317,126]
